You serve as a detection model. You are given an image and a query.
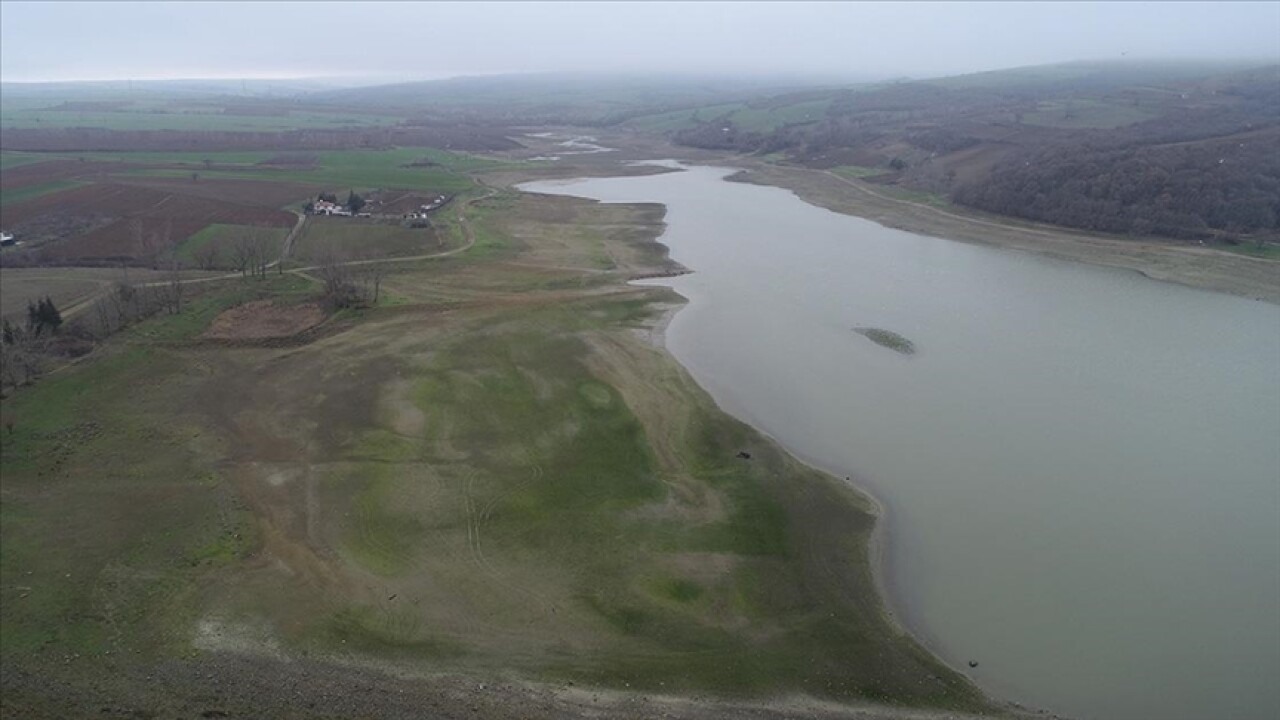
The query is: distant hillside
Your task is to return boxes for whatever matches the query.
[658,61,1280,242]
[0,77,358,99]
[303,72,838,125]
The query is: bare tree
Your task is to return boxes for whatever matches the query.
[0,325,46,390]
[253,225,272,278]
[145,220,173,268]
[230,226,274,279]
[193,242,220,271]
[367,264,387,304]
[157,250,185,314]
[316,249,367,310]
[93,295,114,337]
[229,230,256,277]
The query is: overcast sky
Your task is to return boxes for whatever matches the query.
[1,1,1277,83]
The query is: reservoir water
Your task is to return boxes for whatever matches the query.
[521,165,1280,720]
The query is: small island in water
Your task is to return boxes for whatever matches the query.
[855,327,917,355]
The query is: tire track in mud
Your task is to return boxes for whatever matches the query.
[461,464,557,617]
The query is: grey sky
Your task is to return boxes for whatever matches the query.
[2,1,1277,83]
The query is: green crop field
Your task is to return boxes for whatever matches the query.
[112,147,501,193]
[174,223,292,269]
[0,179,83,206]
[727,98,831,131]
[622,102,746,133]
[290,217,452,263]
[0,106,403,132]
[831,165,883,179]
[0,150,56,170]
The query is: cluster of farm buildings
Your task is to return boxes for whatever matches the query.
[307,193,450,220]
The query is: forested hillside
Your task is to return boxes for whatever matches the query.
[662,62,1280,243]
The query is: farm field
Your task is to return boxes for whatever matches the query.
[0,151,54,170]
[0,179,83,206]
[622,102,747,133]
[0,159,996,718]
[0,105,403,132]
[0,147,501,269]
[0,266,218,321]
[289,216,449,263]
[0,158,141,190]
[1,182,295,263]
[174,223,292,270]
[115,147,499,192]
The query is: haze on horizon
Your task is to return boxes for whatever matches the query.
[1,1,1277,85]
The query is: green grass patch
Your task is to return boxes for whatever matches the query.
[324,606,462,659]
[0,151,56,170]
[622,102,745,133]
[0,106,402,132]
[727,98,831,132]
[0,179,83,206]
[340,467,426,577]
[108,147,495,193]
[0,344,240,658]
[186,507,258,567]
[291,217,447,263]
[658,578,705,603]
[1218,240,1280,260]
[832,165,883,179]
[174,223,290,269]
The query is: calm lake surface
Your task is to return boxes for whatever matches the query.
[520,165,1280,720]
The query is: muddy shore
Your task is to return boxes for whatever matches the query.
[724,162,1280,305]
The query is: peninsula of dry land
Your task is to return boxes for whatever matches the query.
[1,149,1033,719]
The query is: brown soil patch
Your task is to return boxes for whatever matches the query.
[2,182,295,262]
[0,158,137,190]
[202,300,326,340]
[109,177,318,207]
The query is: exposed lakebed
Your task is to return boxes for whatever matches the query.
[521,164,1280,720]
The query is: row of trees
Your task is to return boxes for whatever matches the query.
[186,225,282,273]
[1,297,66,389]
[315,251,385,311]
[1,268,191,391]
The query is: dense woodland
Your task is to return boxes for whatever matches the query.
[672,64,1280,241]
[955,126,1279,239]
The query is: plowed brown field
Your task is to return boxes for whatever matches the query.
[109,177,319,208]
[0,158,136,190]
[1,182,295,262]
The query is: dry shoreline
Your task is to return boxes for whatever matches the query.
[629,282,1003,716]
[505,162,1066,717]
[538,129,1279,305]
[725,161,1280,305]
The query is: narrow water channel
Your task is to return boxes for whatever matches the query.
[521,165,1280,720]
